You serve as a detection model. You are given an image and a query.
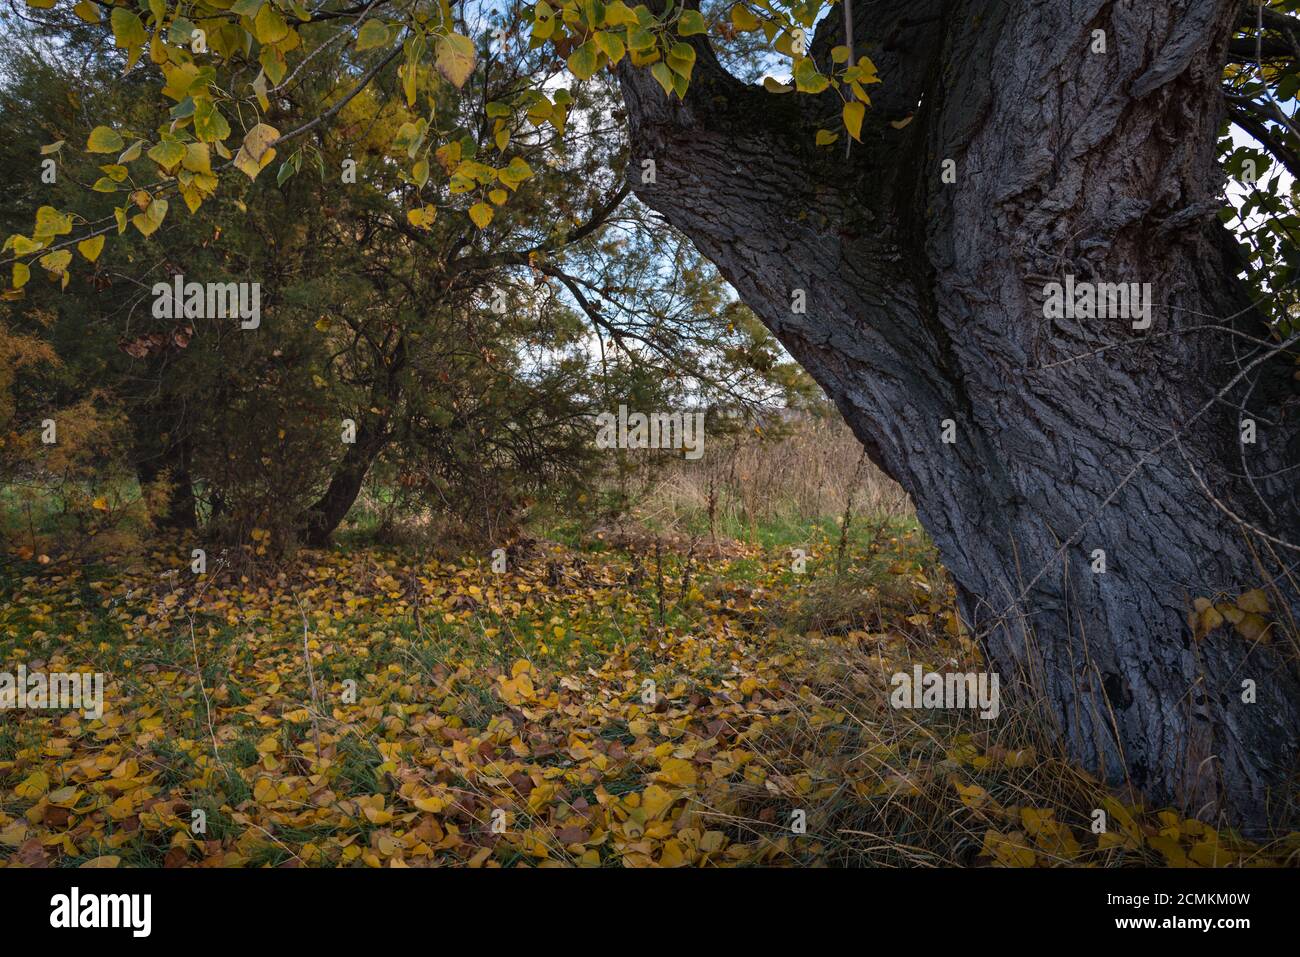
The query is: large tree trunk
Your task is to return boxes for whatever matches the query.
[620,0,1300,830]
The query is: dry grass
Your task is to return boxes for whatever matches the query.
[625,417,912,541]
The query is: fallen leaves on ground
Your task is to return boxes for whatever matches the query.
[2,533,1297,867]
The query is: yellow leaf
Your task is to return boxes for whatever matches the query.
[1237,588,1269,614]
[982,829,1036,867]
[842,101,865,142]
[39,249,72,275]
[1188,840,1234,867]
[0,820,28,845]
[436,32,477,88]
[15,770,50,800]
[92,496,108,511]
[468,202,494,229]
[234,123,280,180]
[78,235,105,263]
[1148,834,1188,866]
[407,206,437,229]
[1233,612,1270,642]
[731,5,760,32]
[253,3,290,45]
[641,784,676,820]
[657,758,697,788]
[497,156,533,191]
[954,780,989,808]
[48,785,81,806]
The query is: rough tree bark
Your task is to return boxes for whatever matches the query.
[620,0,1300,830]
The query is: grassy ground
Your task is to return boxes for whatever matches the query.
[3,517,1297,868]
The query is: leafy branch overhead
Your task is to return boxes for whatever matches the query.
[2,0,882,291]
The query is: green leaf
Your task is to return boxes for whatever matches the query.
[168,17,197,46]
[677,10,707,36]
[567,40,600,81]
[356,20,389,51]
[34,206,72,239]
[793,57,829,94]
[148,138,187,171]
[132,198,168,237]
[667,42,695,80]
[118,140,145,164]
[193,100,231,143]
[651,62,674,97]
[110,8,147,70]
[87,126,124,154]
[627,25,655,52]
[594,30,625,64]
[498,156,533,191]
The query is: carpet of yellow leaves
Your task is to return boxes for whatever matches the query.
[2,536,1298,867]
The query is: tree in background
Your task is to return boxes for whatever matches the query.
[0,8,807,557]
